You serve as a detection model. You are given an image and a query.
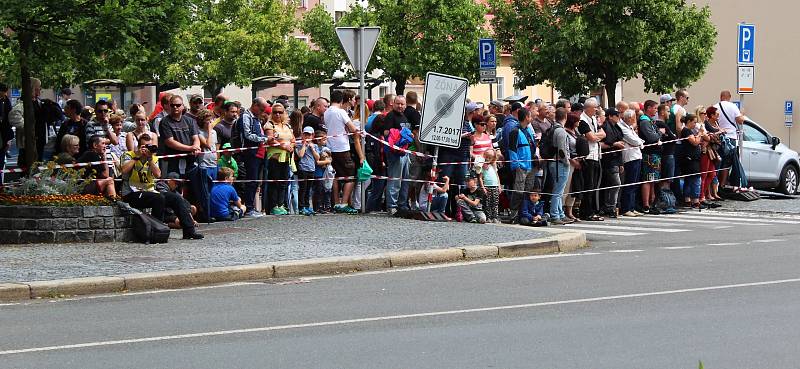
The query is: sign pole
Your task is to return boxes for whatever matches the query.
[357,28,368,214]
[489,83,493,103]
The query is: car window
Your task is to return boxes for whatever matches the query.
[743,123,769,143]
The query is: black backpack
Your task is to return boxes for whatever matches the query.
[132,213,171,244]
[538,124,558,159]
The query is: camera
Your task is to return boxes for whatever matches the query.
[142,144,159,152]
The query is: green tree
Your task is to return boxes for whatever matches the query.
[165,0,301,97]
[0,0,191,167]
[489,0,717,104]
[298,0,487,95]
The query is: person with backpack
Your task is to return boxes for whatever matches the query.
[600,108,625,218]
[543,107,571,225]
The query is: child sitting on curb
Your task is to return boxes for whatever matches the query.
[520,190,549,227]
[419,173,450,213]
[210,167,246,221]
[456,175,487,224]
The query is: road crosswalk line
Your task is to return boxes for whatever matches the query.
[565,224,691,233]
[563,229,647,236]
[616,215,769,226]
[666,213,800,225]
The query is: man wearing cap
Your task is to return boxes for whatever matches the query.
[185,94,204,122]
[217,142,238,177]
[600,108,625,217]
[489,100,505,126]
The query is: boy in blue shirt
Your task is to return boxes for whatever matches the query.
[520,190,548,227]
[210,167,245,221]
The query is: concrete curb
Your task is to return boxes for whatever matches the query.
[0,231,587,301]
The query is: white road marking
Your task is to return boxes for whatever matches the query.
[669,213,800,225]
[4,277,800,356]
[707,243,743,246]
[567,224,690,233]
[605,220,686,227]
[606,249,644,253]
[660,246,695,250]
[703,210,800,220]
[628,216,769,226]
[567,229,646,236]
[751,239,786,243]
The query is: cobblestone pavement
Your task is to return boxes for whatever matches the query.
[720,196,800,214]
[0,215,544,283]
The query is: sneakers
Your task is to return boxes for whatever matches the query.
[271,206,289,215]
[622,211,638,217]
[334,204,359,214]
[245,210,264,218]
[550,218,565,225]
[300,207,315,216]
[182,230,204,240]
[388,208,398,217]
[633,210,645,216]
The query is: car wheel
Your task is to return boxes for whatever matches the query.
[778,164,799,195]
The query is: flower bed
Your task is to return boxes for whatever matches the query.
[0,204,134,244]
[0,194,112,207]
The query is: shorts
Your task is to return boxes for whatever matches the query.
[332,151,356,182]
[641,153,662,182]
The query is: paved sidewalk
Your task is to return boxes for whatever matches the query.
[0,215,546,283]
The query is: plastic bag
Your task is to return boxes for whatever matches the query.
[357,160,373,182]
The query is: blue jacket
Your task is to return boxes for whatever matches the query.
[508,125,535,171]
[237,109,266,147]
[520,198,544,222]
[499,115,519,156]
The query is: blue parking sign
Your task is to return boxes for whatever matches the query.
[738,24,755,64]
[478,39,496,69]
[785,101,793,115]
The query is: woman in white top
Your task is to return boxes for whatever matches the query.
[126,111,158,151]
[619,109,645,217]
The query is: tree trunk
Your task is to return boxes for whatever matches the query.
[18,31,37,171]
[393,75,407,96]
[603,75,618,109]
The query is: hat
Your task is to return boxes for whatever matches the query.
[189,94,203,103]
[605,108,620,117]
[465,102,480,113]
[61,88,73,96]
[503,95,528,103]
[303,126,314,134]
[221,142,232,149]
[263,106,272,115]
[489,100,505,109]
[166,172,181,180]
[510,102,524,112]
[659,94,675,103]
[366,99,375,111]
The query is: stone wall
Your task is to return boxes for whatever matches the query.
[0,205,134,244]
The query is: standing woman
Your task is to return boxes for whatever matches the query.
[678,114,703,209]
[287,110,305,214]
[703,106,724,201]
[264,103,295,215]
[471,115,492,159]
[563,113,584,222]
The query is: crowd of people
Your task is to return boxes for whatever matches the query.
[0,77,749,235]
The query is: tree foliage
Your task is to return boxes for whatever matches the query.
[166,0,301,96]
[489,0,717,104]
[0,0,191,166]
[298,0,488,95]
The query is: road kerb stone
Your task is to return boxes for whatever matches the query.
[553,232,588,252]
[273,255,391,278]
[0,283,31,301]
[385,248,465,267]
[28,277,125,298]
[121,264,275,291]
[496,239,559,257]
[462,245,500,259]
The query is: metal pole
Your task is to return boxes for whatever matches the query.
[426,146,440,212]
[738,94,744,159]
[489,83,493,102]
[358,28,367,213]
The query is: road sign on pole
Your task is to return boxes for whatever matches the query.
[786,100,794,128]
[737,65,754,95]
[418,72,469,148]
[738,23,755,65]
[478,39,497,84]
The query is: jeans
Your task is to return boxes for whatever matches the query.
[430,193,448,213]
[621,160,642,213]
[457,200,486,223]
[386,154,410,210]
[297,170,314,209]
[548,161,569,220]
[195,166,216,220]
[288,169,299,214]
[602,164,621,213]
[366,178,386,212]
[242,152,263,210]
[683,174,701,199]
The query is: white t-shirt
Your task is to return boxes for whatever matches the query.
[714,101,741,140]
[324,105,351,153]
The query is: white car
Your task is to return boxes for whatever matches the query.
[741,119,799,194]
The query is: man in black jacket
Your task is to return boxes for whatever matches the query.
[600,108,625,218]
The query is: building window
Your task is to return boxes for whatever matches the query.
[379,86,389,98]
[299,0,308,8]
[295,35,309,44]
[334,11,345,22]
[496,77,505,99]
[513,76,522,96]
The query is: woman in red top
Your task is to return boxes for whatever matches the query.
[471,115,493,159]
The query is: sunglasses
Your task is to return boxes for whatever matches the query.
[96,109,109,113]
[272,111,285,115]
[170,103,182,108]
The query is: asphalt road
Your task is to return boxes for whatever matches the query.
[2,208,800,369]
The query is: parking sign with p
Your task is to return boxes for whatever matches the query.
[738,23,755,64]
